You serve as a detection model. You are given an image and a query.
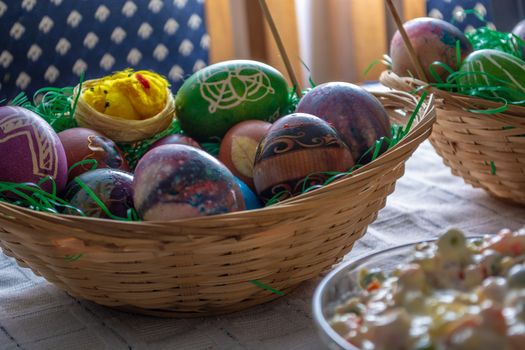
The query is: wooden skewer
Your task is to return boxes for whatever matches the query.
[385,0,428,82]
[258,0,303,97]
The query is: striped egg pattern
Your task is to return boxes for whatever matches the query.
[253,113,355,203]
[459,49,525,103]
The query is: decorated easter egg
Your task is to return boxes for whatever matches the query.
[0,106,68,193]
[149,134,202,150]
[234,177,263,210]
[390,17,472,82]
[296,82,391,164]
[253,113,354,202]
[458,49,525,102]
[64,169,134,218]
[175,60,289,142]
[58,127,129,181]
[133,145,245,220]
[218,120,272,189]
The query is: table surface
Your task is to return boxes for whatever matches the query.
[1,140,525,350]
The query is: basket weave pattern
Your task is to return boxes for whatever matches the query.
[0,91,435,316]
[381,71,525,205]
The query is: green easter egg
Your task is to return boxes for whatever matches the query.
[175,60,289,142]
[458,49,525,103]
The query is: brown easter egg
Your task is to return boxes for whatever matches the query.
[218,120,272,189]
[58,127,129,181]
[253,113,354,202]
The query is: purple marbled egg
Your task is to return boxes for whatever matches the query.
[149,134,202,151]
[296,82,391,164]
[63,169,134,219]
[0,106,68,193]
[133,144,245,221]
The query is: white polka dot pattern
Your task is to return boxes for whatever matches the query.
[0,0,209,100]
[427,0,494,32]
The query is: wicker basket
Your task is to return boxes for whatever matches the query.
[73,79,176,143]
[381,71,525,205]
[0,91,435,317]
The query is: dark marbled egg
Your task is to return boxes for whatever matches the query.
[149,134,202,151]
[133,144,245,220]
[58,127,129,181]
[296,82,391,164]
[253,113,354,202]
[63,168,134,219]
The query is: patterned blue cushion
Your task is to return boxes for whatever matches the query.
[427,0,495,32]
[0,0,209,101]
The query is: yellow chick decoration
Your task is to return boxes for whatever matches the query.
[83,69,169,121]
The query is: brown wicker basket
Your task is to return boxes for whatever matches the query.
[381,71,525,205]
[73,79,176,143]
[0,91,435,317]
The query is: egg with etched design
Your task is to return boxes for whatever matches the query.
[58,127,129,181]
[253,113,354,203]
[133,145,245,220]
[175,60,289,142]
[458,49,525,103]
[0,106,68,193]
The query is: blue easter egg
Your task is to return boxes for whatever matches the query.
[234,177,263,210]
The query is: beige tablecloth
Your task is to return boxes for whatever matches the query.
[1,141,525,350]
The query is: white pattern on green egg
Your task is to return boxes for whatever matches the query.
[458,49,525,103]
[175,60,289,142]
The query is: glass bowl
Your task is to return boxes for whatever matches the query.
[312,237,482,350]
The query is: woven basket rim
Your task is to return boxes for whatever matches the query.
[380,70,525,122]
[0,90,436,235]
[380,70,525,206]
[73,79,176,127]
[0,88,438,315]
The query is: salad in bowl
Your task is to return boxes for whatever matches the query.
[313,228,525,350]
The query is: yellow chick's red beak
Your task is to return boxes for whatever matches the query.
[82,69,170,121]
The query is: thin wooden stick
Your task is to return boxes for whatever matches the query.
[385,0,428,82]
[258,0,303,97]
